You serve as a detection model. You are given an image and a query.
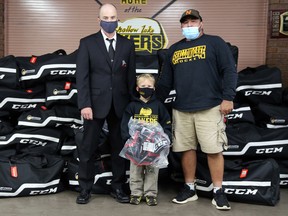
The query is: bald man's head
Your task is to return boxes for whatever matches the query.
[99,3,117,22]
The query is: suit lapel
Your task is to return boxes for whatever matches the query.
[94,32,112,67]
[114,35,123,61]
[112,34,124,70]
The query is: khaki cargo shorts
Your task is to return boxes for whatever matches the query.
[172,106,228,154]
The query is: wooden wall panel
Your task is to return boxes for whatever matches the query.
[5,0,268,71]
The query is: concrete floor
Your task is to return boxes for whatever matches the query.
[1,181,287,216]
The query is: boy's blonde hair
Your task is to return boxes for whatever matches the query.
[136,73,156,86]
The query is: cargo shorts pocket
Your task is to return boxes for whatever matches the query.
[217,120,228,150]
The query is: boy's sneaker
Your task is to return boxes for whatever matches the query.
[212,188,231,210]
[130,195,142,205]
[172,184,198,204]
[145,196,158,206]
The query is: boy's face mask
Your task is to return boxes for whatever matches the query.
[138,87,154,99]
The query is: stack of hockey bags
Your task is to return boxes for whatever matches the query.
[0,48,160,197]
[0,50,118,197]
[197,65,286,206]
[0,49,78,197]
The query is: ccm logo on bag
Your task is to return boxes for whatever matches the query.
[164,96,176,103]
[19,139,47,146]
[225,113,243,119]
[164,90,176,103]
[12,104,37,109]
[280,180,288,185]
[244,90,272,96]
[29,187,58,195]
[225,188,258,195]
[255,147,283,154]
[50,70,76,76]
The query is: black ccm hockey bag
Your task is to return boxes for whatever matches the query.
[0,153,64,197]
[224,123,288,159]
[45,80,78,108]
[196,154,280,206]
[225,103,255,125]
[65,157,126,194]
[252,103,288,128]
[65,149,130,194]
[18,50,76,88]
[234,65,282,106]
[0,86,45,112]
[275,159,288,188]
[0,127,63,155]
[63,122,130,194]
[16,105,82,128]
[0,55,20,89]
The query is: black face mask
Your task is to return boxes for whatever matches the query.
[100,20,118,33]
[138,87,154,99]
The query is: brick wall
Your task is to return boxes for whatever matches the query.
[267,0,288,87]
[0,1,287,86]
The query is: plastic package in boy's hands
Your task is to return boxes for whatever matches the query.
[119,118,170,168]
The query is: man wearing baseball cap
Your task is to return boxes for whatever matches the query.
[179,9,202,22]
[156,9,237,210]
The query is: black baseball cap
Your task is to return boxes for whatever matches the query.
[180,9,202,23]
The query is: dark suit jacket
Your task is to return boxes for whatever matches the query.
[76,31,136,119]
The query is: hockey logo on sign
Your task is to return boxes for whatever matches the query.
[117,18,168,53]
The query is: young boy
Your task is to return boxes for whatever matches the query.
[121,73,172,206]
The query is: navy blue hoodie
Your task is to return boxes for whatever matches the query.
[157,34,238,112]
[121,95,172,142]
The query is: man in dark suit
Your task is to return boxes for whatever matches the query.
[76,3,136,204]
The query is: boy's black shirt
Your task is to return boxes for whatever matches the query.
[121,94,172,142]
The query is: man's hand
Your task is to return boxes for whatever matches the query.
[220,100,233,115]
[81,107,93,120]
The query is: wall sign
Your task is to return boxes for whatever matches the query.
[270,10,288,38]
[117,18,168,54]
